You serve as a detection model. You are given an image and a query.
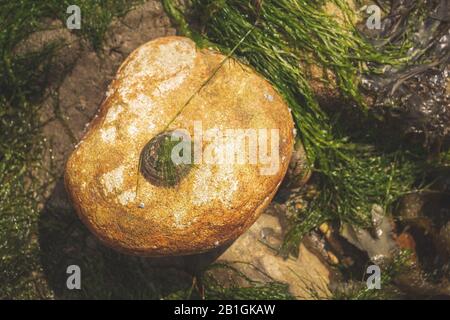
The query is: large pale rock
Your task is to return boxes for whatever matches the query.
[65,36,294,256]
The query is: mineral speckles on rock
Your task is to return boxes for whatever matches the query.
[105,105,123,124]
[128,93,155,116]
[100,127,116,143]
[152,40,196,76]
[153,70,188,97]
[123,39,196,81]
[116,40,196,108]
[192,164,239,208]
[112,40,196,113]
[118,190,136,205]
[102,166,124,194]
[105,85,115,98]
[118,85,134,104]
[127,122,139,137]
[264,92,274,102]
[172,206,191,229]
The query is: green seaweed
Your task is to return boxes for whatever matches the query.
[332,250,414,300]
[164,262,295,300]
[161,0,426,254]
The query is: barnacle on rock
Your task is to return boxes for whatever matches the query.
[139,131,193,187]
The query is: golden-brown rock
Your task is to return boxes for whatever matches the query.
[64,36,294,256]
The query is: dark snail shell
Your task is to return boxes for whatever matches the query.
[139,131,193,187]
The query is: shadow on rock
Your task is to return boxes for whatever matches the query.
[38,178,229,299]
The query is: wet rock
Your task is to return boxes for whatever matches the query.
[361,0,450,150]
[397,192,450,259]
[391,191,450,297]
[14,19,80,61]
[340,205,397,265]
[104,0,176,57]
[213,213,332,299]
